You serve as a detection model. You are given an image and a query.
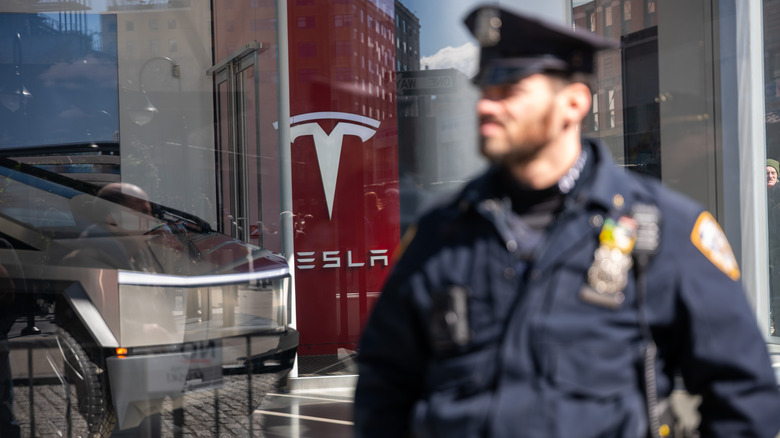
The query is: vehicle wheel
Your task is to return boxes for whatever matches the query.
[57,328,116,437]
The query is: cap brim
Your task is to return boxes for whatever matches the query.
[472,57,570,87]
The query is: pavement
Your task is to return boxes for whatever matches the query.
[4,313,357,438]
[10,373,356,437]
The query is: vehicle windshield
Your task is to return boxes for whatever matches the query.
[0,158,208,240]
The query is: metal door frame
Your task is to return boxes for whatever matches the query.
[208,42,266,243]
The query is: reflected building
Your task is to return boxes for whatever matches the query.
[573,0,659,178]
[395,0,420,72]
[394,3,483,232]
[396,69,479,187]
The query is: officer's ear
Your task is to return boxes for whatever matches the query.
[559,81,592,125]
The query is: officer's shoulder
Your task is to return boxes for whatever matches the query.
[628,172,742,280]
[392,177,486,266]
[413,174,488,229]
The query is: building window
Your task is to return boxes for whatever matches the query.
[592,92,600,132]
[126,20,134,32]
[149,18,158,31]
[335,40,352,57]
[169,39,178,53]
[608,89,616,129]
[298,68,317,83]
[335,14,352,27]
[645,0,656,27]
[168,18,176,30]
[622,0,632,34]
[298,42,316,58]
[335,67,353,82]
[150,39,159,56]
[588,11,596,32]
[297,16,315,28]
[604,5,613,38]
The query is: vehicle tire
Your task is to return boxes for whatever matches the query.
[57,328,116,437]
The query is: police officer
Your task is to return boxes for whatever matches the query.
[354,4,780,438]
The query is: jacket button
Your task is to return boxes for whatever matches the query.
[590,214,603,228]
[506,240,518,252]
[504,267,515,279]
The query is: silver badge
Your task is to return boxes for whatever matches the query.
[587,246,633,294]
[580,216,637,309]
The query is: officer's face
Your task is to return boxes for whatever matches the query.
[476,74,568,164]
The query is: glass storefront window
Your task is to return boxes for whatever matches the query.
[0,0,776,435]
[0,1,295,435]
[765,0,780,340]
[574,0,775,343]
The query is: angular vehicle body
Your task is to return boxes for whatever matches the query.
[0,157,297,436]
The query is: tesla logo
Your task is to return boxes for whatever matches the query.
[276,112,380,219]
[296,249,389,270]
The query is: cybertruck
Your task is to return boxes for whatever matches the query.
[0,157,297,436]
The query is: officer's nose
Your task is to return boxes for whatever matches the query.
[476,94,504,116]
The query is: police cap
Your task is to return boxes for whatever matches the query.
[464,5,619,87]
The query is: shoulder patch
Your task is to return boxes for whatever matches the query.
[690,211,740,281]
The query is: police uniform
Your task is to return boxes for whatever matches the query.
[354,5,780,438]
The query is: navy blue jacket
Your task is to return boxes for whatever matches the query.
[354,139,780,438]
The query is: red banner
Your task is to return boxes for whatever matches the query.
[287,0,399,355]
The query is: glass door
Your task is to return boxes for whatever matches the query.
[209,43,266,245]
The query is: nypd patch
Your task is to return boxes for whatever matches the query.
[690,211,740,281]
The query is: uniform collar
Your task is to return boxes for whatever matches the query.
[456,138,646,216]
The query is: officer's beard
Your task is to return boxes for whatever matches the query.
[480,99,558,171]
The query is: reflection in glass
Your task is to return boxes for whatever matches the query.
[0,0,298,435]
[394,0,487,234]
[0,151,295,434]
[0,13,119,149]
[573,0,659,178]
[765,0,780,338]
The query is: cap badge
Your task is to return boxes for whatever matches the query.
[475,7,502,47]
